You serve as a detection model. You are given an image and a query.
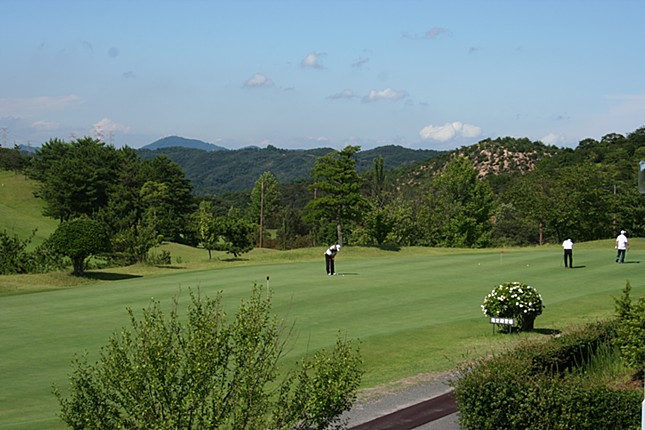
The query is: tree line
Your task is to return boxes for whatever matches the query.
[1,126,645,275]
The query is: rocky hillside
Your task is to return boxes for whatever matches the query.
[397,137,561,188]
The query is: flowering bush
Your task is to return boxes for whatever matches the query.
[481,281,544,331]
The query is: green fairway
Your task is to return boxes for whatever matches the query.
[1,243,644,429]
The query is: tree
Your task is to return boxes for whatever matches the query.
[140,155,196,243]
[359,156,396,246]
[502,163,614,243]
[306,146,368,245]
[0,229,34,274]
[195,200,220,259]
[421,156,495,247]
[367,156,387,207]
[110,220,160,264]
[47,218,111,275]
[28,138,122,221]
[0,146,29,172]
[215,207,256,258]
[361,204,394,246]
[139,180,172,240]
[614,282,645,372]
[276,206,310,250]
[250,172,281,248]
[54,286,362,429]
[381,195,423,246]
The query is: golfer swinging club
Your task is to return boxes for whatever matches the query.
[325,244,341,275]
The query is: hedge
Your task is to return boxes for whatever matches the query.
[452,321,642,430]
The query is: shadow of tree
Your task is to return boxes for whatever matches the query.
[82,272,143,281]
[376,243,401,252]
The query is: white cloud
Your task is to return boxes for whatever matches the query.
[92,118,130,139]
[301,52,326,69]
[0,95,82,116]
[30,120,60,131]
[328,89,357,100]
[540,133,566,146]
[243,73,274,88]
[363,88,408,102]
[419,121,482,142]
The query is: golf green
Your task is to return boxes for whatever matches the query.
[1,244,643,429]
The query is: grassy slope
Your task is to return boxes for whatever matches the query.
[0,170,57,248]
[1,242,644,430]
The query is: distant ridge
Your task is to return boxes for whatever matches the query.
[137,143,441,195]
[141,136,228,151]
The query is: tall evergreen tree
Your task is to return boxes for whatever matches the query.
[306,146,368,245]
[140,155,196,243]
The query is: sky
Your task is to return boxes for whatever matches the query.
[1,0,644,151]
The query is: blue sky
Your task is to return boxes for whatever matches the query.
[1,0,644,151]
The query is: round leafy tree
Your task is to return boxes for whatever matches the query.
[48,218,110,275]
[481,281,544,331]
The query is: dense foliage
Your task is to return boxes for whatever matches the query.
[0,229,64,274]
[137,144,439,196]
[453,321,641,430]
[47,218,111,275]
[54,286,363,429]
[614,282,645,371]
[306,146,368,245]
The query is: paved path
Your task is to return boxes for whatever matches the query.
[344,373,462,430]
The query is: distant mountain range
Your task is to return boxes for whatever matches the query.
[140,136,229,152]
[137,137,441,196]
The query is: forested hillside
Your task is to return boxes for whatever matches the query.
[137,144,440,195]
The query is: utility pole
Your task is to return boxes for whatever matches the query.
[613,184,617,238]
[259,175,265,248]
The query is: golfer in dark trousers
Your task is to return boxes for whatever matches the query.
[562,238,573,268]
[325,244,341,275]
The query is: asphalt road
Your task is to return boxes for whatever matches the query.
[344,373,462,430]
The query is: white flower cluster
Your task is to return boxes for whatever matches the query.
[481,281,543,317]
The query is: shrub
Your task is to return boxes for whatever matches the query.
[0,229,65,274]
[47,218,111,275]
[481,281,544,331]
[54,286,363,429]
[453,321,641,430]
[614,281,645,372]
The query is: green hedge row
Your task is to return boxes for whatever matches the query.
[452,321,642,430]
